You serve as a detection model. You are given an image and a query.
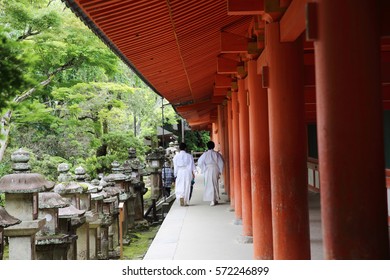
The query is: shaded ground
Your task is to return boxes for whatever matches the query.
[123,224,160,260]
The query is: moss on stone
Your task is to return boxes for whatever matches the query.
[122,225,160,260]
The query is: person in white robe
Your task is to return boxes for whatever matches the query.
[197,141,224,206]
[173,142,196,206]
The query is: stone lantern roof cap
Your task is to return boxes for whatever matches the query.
[91,190,107,201]
[53,181,84,194]
[104,161,127,182]
[84,182,101,193]
[0,173,54,193]
[104,186,122,196]
[39,192,70,209]
[0,206,21,228]
[103,172,127,182]
[58,204,86,218]
[103,196,117,203]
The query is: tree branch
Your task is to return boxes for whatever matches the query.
[14,58,77,103]
[17,26,41,41]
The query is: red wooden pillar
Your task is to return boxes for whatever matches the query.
[222,104,231,197]
[238,78,252,237]
[212,122,219,146]
[266,22,310,259]
[247,59,273,259]
[218,104,229,196]
[217,106,225,156]
[232,90,242,221]
[227,99,235,208]
[313,0,389,259]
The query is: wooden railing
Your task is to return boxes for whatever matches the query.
[307,157,320,192]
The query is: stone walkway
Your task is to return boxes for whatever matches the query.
[144,173,323,260]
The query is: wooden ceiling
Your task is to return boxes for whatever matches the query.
[62,0,390,129]
[63,0,257,129]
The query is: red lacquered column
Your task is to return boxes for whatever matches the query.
[313,0,389,259]
[266,22,310,259]
[232,90,242,221]
[238,78,252,238]
[227,99,235,209]
[247,59,273,259]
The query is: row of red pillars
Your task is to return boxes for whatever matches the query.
[214,1,389,259]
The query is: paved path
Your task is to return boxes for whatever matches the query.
[144,174,323,260]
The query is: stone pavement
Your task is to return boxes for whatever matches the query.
[144,173,323,260]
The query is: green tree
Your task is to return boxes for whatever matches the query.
[0,28,31,110]
[0,0,120,161]
[1,0,181,180]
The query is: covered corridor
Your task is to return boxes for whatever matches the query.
[144,173,323,260]
[62,0,390,259]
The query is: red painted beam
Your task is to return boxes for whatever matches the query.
[215,74,232,88]
[217,57,238,74]
[221,32,249,53]
[280,0,307,42]
[176,100,211,112]
[211,96,227,104]
[227,0,264,15]
[214,88,229,96]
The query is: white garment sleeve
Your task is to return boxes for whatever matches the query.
[197,153,205,174]
[189,154,196,174]
[217,152,224,173]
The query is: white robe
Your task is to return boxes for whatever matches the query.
[173,150,195,203]
[197,149,224,202]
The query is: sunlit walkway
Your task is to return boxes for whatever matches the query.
[144,173,323,260]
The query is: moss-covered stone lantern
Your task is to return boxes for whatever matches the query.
[0,206,21,260]
[0,148,54,260]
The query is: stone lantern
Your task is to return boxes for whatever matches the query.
[0,148,54,260]
[104,161,131,242]
[57,162,72,183]
[54,163,83,208]
[102,183,122,259]
[166,141,179,168]
[90,179,110,260]
[58,204,86,260]
[123,148,148,226]
[146,147,166,200]
[54,163,89,260]
[36,192,71,260]
[74,169,102,261]
[145,147,165,221]
[0,206,21,260]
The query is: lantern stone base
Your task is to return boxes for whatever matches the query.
[4,219,46,260]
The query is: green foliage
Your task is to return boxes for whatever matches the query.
[184,130,210,152]
[0,146,67,181]
[0,147,15,177]
[0,28,31,109]
[29,154,69,181]
[0,0,187,183]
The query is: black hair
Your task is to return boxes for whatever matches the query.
[207,141,215,150]
[179,142,187,150]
